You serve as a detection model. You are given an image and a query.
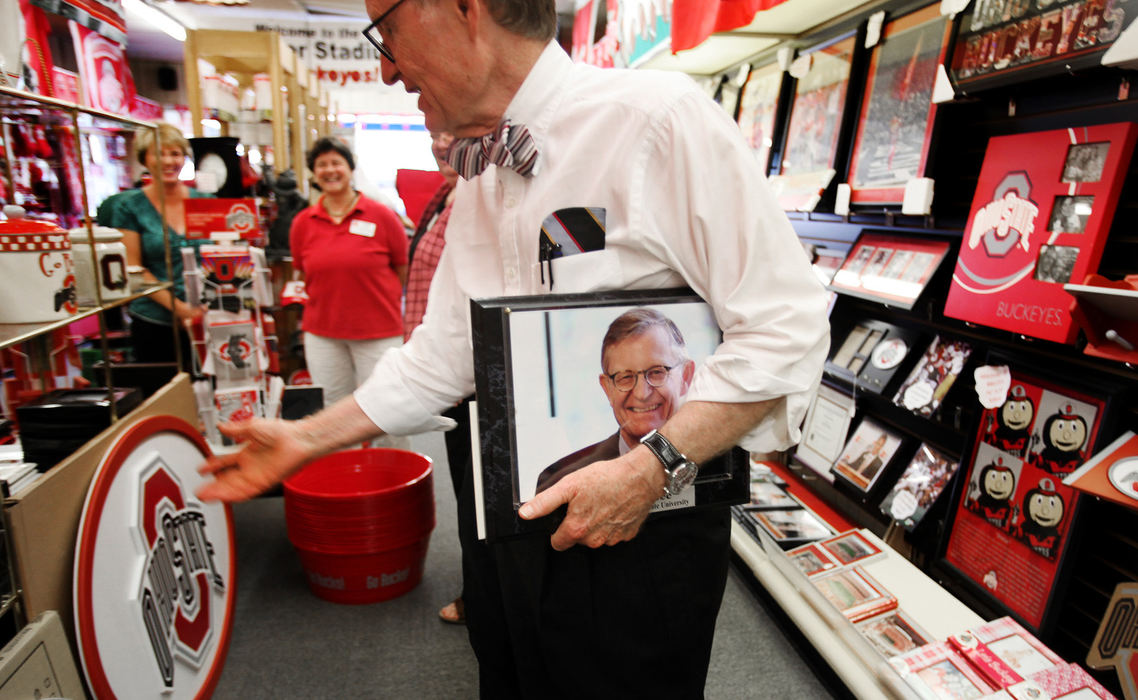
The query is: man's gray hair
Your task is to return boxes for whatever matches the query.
[485,0,557,41]
[601,307,688,371]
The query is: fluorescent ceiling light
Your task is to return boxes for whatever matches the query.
[123,0,187,42]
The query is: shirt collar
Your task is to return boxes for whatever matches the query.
[314,193,362,222]
[503,41,574,138]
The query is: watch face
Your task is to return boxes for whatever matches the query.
[196,153,228,194]
[669,461,699,495]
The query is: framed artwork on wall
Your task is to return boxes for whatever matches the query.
[847,4,953,205]
[735,60,784,174]
[943,369,1107,632]
[769,33,857,211]
[943,122,1138,344]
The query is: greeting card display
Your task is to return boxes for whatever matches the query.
[736,61,783,173]
[745,508,833,548]
[1064,430,1138,511]
[893,336,973,418]
[1026,663,1116,699]
[786,541,842,577]
[821,530,883,567]
[943,123,1138,344]
[769,35,856,211]
[811,567,897,622]
[879,443,960,531]
[830,233,951,309]
[847,5,952,205]
[946,371,1105,631]
[855,611,930,659]
[889,642,997,699]
[831,418,905,493]
[795,384,855,481]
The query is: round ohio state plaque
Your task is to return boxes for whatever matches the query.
[74,415,236,699]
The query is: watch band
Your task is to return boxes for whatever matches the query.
[640,429,684,469]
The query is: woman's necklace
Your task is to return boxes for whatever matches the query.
[324,192,360,219]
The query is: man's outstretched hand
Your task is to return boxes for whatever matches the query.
[518,446,665,551]
[196,418,316,502]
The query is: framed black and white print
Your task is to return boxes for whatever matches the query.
[470,288,749,541]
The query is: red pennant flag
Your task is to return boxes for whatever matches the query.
[671,0,790,53]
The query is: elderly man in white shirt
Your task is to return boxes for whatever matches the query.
[198,0,829,696]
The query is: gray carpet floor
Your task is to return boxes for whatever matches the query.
[212,431,836,699]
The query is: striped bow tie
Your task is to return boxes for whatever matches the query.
[445,119,540,180]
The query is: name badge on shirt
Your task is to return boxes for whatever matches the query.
[349,219,377,237]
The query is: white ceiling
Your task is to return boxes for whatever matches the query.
[127,0,880,76]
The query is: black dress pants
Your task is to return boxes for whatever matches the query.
[455,448,730,699]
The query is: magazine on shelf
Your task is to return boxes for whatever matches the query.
[831,418,905,493]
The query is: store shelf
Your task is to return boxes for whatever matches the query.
[0,283,173,351]
[731,524,983,699]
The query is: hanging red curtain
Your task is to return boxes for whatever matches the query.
[671,0,791,53]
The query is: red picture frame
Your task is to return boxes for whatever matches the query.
[770,34,856,211]
[829,232,951,309]
[821,529,884,566]
[943,122,1138,344]
[847,4,953,205]
[811,567,898,622]
[944,370,1106,632]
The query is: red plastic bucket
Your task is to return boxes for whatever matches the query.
[283,448,435,604]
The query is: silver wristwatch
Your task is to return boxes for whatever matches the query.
[640,429,698,497]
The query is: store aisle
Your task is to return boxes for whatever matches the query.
[212,431,837,699]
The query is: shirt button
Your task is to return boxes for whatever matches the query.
[505,197,517,208]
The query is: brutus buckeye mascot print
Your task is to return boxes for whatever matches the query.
[967,456,1017,529]
[1012,477,1066,559]
[991,385,1034,457]
[1031,403,1089,476]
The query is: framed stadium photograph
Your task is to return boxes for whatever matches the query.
[471,288,749,541]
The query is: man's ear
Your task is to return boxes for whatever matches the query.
[680,359,696,391]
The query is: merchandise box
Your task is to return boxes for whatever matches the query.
[0,610,85,700]
[826,319,924,396]
[890,641,998,699]
[855,610,931,660]
[811,566,897,622]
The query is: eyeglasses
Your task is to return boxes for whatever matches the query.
[605,365,678,392]
[362,0,409,62]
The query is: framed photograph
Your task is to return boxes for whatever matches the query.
[847,4,953,205]
[879,443,960,531]
[830,232,952,309]
[831,418,905,493]
[958,617,1063,678]
[945,369,1107,632]
[747,508,833,548]
[856,610,931,659]
[944,122,1138,344]
[892,335,972,418]
[811,567,898,622]
[794,384,855,482]
[949,1,1138,94]
[785,541,842,577]
[1028,663,1117,699]
[821,530,883,566]
[745,480,802,511]
[889,642,997,699]
[736,60,784,173]
[826,318,923,395]
[470,288,749,541]
[769,33,857,211]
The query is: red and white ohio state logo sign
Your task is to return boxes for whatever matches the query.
[75,416,236,699]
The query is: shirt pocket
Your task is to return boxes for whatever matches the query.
[530,249,622,293]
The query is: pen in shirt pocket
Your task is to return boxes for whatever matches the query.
[538,207,607,289]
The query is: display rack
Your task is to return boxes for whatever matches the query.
[183,28,332,194]
[0,85,180,639]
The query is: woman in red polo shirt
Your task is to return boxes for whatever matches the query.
[290,138,409,449]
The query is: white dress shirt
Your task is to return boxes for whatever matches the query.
[356,42,830,453]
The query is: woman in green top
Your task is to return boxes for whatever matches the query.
[97,122,210,366]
